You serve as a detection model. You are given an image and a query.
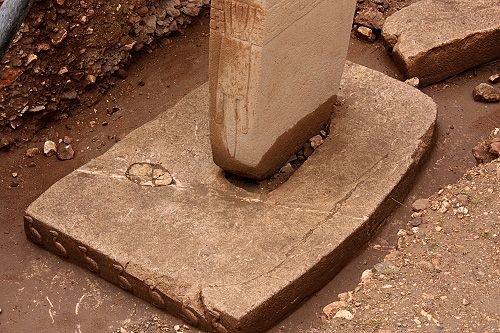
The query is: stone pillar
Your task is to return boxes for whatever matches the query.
[209,0,356,179]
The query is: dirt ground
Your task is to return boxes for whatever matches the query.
[1,9,500,333]
[318,159,499,333]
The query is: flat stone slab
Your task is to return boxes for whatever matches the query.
[382,0,500,86]
[25,62,437,333]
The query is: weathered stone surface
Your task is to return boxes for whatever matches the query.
[382,0,500,86]
[473,83,500,103]
[25,62,436,333]
[209,0,357,179]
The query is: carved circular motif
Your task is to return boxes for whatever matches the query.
[150,289,165,308]
[25,216,43,244]
[118,276,132,291]
[181,306,200,326]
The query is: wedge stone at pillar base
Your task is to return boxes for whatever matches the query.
[25,62,437,333]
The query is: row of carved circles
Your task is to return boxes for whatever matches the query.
[24,215,204,329]
[25,215,100,271]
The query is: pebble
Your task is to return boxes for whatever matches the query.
[309,135,324,149]
[26,147,40,157]
[489,73,500,84]
[435,226,443,232]
[323,300,348,317]
[63,135,73,144]
[280,163,295,174]
[410,217,423,227]
[12,172,18,178]
[361,269,373,282]
[473,83,500,103]
[354,7,385,30]
[411,198,428,211]
[490,142,500,156]
[405,77,420,88]
[356,26,377,42]
[303,142,314,157]
[43,140,57,157]
[333,309,354,320]
[374,261,398,274]
[57,144,75,160]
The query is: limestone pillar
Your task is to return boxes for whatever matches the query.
[209,0,356,179]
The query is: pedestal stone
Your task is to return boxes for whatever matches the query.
[209,0,357,179]
[25,63,437,333]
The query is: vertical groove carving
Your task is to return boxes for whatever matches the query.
[48,230,68,257]
[113,264,132,291]
[78,246,100,273]
[24,215,42,244]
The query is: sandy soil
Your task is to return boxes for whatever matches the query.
[1,8,500,333]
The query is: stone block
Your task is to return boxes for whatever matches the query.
[382,0,500,86]
[209,0,357,179]
[25,62,436,333]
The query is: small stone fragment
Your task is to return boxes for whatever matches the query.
[12,172,18,178]
[323,300,348,318]
[361,269,373,283]
[472,141,494,164]
[333,309,354,320]
[374,261,398,274]
[26,147,40,158]
[117,69,128,79]
[410,217,423,227]
[303,143,314,158]
[280,163,294,174]
[473,83,500,103]
[63,136,73,144]
[489,73,500,84]
[44,140,57,157]
[489,142,500,156]
[309,135,324,149]
[412,198,428,211]
[356,26,377,42]
[61,90,78,100]
[355,8,385,30]
[405,77,420,88]
[57,144,75,160]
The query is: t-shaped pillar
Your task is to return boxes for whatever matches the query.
[209,0,356,179]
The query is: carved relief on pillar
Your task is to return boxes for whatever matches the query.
[210,0,264,158]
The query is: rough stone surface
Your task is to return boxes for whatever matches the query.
[382,0,500,86]
[209,0,357,179]
[473,83,500,103]
[356,26,377,42]
[25,62,437,333]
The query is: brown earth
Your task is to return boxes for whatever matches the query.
[317,159,499,333]
[1,2,500,333]
[0,0,207,149]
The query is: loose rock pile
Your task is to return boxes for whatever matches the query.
[321,158,499,332]
[352,0,413,42]
[0,0,208,148]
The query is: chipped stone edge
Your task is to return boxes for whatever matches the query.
[382,24,500,86]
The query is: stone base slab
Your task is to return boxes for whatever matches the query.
[25,62,437,333]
